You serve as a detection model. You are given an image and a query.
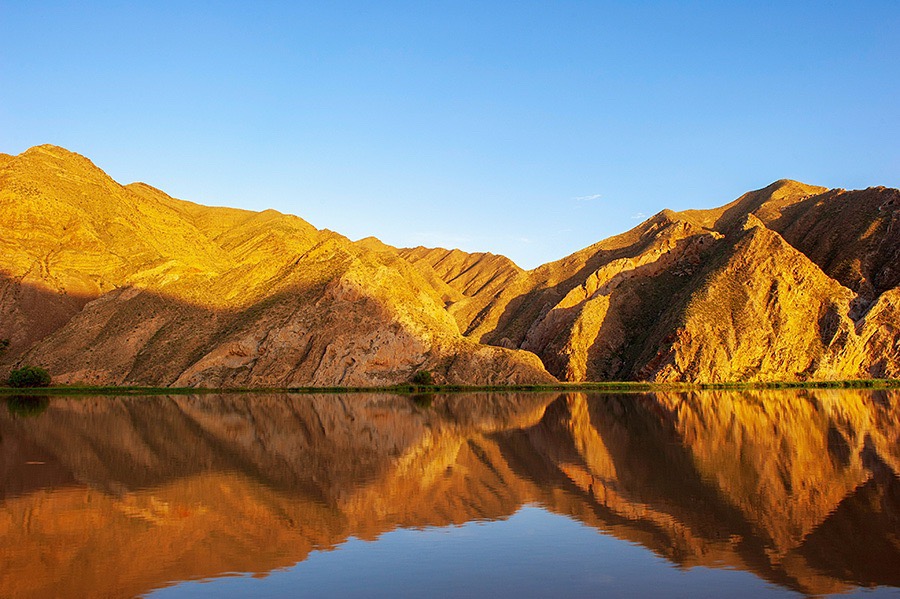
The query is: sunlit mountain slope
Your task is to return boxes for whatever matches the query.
[0,145,552,386]
[2,145,898,384]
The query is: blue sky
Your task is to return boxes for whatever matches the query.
[2,1,898,268]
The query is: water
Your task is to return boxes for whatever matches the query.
[1,390,897,598]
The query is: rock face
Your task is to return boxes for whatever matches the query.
[1,145,898,384]
[408,180,900,382]
[0,145,553,386]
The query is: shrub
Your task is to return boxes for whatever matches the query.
[411,370,434,386]
[0,339,9,353]
[7,365,51,388]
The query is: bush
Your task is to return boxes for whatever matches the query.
[0,339,9,354]
[7,366,51,388]
[411,370,434,386]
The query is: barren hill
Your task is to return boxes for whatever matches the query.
[1,144,898,385]
[0,145,551,386]
[409,180,900,382]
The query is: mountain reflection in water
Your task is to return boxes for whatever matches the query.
[0,390,897,598]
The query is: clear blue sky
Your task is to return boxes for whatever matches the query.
[2,1,898,268]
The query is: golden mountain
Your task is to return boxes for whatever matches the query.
[405,180,900,382]
[1,145,898,385]
[0,145,551,386]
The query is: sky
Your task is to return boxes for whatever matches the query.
[1,1,898,269]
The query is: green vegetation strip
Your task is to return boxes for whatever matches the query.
[0,379,897,396]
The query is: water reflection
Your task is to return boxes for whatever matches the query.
[5,394,49,418]
[0,390,897,597]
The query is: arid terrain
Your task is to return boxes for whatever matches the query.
[2,145,898,386]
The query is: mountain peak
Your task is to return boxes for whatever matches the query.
[760,178,828,201]
[21,143,95,165]
[672,179,829,232]
[7,144,113,188]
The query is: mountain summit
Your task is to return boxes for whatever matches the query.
[2,145,898,385]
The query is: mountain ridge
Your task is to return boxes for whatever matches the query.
[1,144,898,385]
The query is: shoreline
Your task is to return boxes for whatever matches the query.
[1,379,898,396]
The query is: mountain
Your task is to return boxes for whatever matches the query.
[1,144,898,385]
[0,145,552,386]
[409,180,900,382]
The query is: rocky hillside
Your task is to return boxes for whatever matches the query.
[0,145,552,386]
[410,180,900,382]
[1,144,897,385]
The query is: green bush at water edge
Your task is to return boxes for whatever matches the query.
[7,366,52,388]
[411,370,434,385]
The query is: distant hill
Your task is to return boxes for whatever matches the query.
[1,144,898,385]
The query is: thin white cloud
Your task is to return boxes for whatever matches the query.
[631,212,647,220]
[573,193,603,202]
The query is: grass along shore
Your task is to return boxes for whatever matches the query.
[0,378,898,396]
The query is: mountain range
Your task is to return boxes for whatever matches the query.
[1,144,898,386]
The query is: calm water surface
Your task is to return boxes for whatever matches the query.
[1,390,898,598]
